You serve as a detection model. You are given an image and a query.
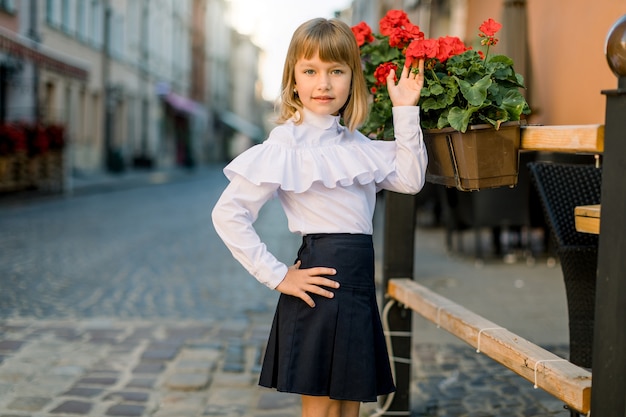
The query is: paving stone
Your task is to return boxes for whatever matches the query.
[105,404,145,416]
[132,361,165,374]
[42,327,82,341]
[256,391,299,410]
[164,326,212,339]
[153,411,197,417]
[174,359,215,373]
[126,377,156,389]
[210,372,254,387]
[62,387,104,398]
[7,396,51,411]
[158,392,207,413]
[0,340,24,352]
[126,327,157,340]
[75,376,118,386]
[104,391,149,402]
[50,400,93,414]
[164,373,210,391]
[51,365,85,377]
[141,347,179,361]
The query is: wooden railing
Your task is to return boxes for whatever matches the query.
[388,279,592,414]
[383,124,604,415]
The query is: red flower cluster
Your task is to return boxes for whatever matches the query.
[405,35,468,64]
[352,11,526,137]
[379,10,424,48]
[351,21,374,47]
[0,123,65,156]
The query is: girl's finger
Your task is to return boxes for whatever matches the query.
[306,284,335,299]
[300,293,316,308]
[309,276,340,289]
[401,63,411,78]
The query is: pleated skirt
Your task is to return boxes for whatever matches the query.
[259,233,395,402]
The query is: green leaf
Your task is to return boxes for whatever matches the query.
[501,90,527,120]
[454,75,491,107]
[429,83,445,95]
[447,105,484,133]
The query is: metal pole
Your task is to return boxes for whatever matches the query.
[590,14,626,417]
[381,191,416,416]
[102,0,113,171]
[28,0,40,122]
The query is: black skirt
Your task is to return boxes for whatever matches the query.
[259,233,395,402]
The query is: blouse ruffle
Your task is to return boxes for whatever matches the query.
[223,132,396,193]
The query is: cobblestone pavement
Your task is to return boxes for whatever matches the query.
[0,166,573,416]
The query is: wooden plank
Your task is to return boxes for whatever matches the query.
[575,215,600,234]
[575,204,601,218]
[575,205,601,234]
[520,124,604,153]
[388,279,592,414]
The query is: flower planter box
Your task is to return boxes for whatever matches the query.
[423,121,522,191]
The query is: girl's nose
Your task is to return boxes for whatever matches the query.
[317,74,331,90]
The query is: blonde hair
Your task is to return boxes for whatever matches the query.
[276,18,368,132]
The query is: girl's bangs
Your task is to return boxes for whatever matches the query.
[300,30,352,64]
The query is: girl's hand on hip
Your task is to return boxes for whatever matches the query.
[275,261,339,308]
[387,58,425,107]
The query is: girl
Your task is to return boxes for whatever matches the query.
[212,17,426,417]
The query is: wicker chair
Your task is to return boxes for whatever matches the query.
[527,162,602,371]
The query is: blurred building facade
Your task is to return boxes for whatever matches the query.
[0,0,265,184]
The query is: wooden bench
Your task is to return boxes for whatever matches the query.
[387,278,592,414]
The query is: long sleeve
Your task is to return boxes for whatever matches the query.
[211,175,288,289]
[375,106,428,194]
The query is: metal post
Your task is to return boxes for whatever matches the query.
[590,15,626,417]
[102,0,113,171]
[28,0,40,122]
[381,191,416,416]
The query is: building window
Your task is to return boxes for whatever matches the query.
[0,0,15,13]
[91,0,103,47]
[46,0,60,26]
[76,0,88,41]
[61,0,71,33]
[110,13,126,60]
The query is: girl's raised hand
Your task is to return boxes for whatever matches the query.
[275,261,340,308]
[386,58,425,107]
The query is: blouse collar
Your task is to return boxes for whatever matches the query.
[299,108,341,131]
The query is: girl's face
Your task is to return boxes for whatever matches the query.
[293,52,352,117]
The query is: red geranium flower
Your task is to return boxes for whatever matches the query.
[479,18,501,47]
[351,21,374,47]
[436,36,468,62]
[373,62,398,86]
[391,23,424,48]
[379,10,411,36]
[479,18,502,37]
[405,38,440,62]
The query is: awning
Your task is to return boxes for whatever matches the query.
[220,111,264,142]
[163,92,204,116]
[0,27,89,81]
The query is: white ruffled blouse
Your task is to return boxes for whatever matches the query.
[211,106,427,289]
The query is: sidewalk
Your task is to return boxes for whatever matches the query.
[68,166,208,196]
[0,166,573,416]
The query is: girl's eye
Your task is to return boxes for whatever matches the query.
[304,69,315,75]
[331,69,344,75]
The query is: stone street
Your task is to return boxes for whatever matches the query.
[0,166,573,416]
